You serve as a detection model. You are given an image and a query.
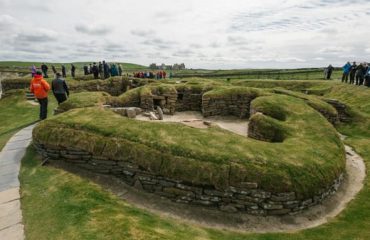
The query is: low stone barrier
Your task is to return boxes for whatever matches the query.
[33,142,344,216]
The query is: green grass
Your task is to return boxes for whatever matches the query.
[58,92,109,112]
[13,79,370,239]
[0,90,57,150]
[33,92,344,197]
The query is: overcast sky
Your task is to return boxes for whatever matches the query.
[0,0,370,69]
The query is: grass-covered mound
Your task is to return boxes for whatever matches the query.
[57,92,109,112]
[33,92,345,199]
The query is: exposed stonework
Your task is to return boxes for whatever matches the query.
[33,142,344,216]
[324,99,352,123]
[202,95,254,118]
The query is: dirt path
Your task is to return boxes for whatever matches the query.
[136,111,249,136]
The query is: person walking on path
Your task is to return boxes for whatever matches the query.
[71,64,76,78]
[98,62,104,79]
[349,62,357,84]
[61,65,67,78]
[103,61,110,79]
[30,71,50,120]
[41,63,49,78]
[52,73,69,105]
[342,62,351,83]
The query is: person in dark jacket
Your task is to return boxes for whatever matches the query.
[89,63,93,74]
[83,65,89,75]
[61,65,67,78]
[71,64,76,78]
[51,65,57,75]
[326,64,334,79]
[41,63,49,78]
[364,64,370,87]
[92,63,99,79]
[103,61,110,79]
[355,63,366,86]
[349,62,357,84]
[52,73,69,105]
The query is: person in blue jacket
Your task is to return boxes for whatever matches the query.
[342,62,351,83]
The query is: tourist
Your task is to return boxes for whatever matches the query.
[89,63,93,74]
[355,63,366,85]
[92,62,99,79]
[30,65,37,77]
[51,65,57,75]
[30,71,50,120]
[342,62,351,83]
[71,64,76,78]
[110,64,118,77]
[41,63,49,78]
[61,65,67,78]
[349,62,357,84]
[83,65,89,75]
[326,64,334,80]
[98,62,103,79]
[163,71,167,79]
[52,73,69,105]
[364,64,370,87]
[103,61,110,79]
[118,64,123,76]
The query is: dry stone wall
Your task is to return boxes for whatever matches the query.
[202,95,254,118]
[33,142,344,216]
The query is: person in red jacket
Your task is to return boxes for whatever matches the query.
[30,71,50,120]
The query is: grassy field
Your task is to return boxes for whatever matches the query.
[0,90,57,150]
[0,75,366,239]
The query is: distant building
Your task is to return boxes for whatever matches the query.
[149,63,186,70]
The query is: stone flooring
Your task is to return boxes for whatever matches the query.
[0,125,34,240]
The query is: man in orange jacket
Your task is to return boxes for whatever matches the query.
[30,71,50,120]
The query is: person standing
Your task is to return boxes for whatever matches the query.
[89,63,93,74]
[355,63,366,86]
[103,61,110,79]
[30,71,50,120]
[118,64,123,76]
[71,64,76,78]
[83,65,89,75]
[41,63,49,78]
[98,62,104,79]
[61,65,67,78]
[342,62,351,83]
[326,64,334,80]
[364,63,370,87]
[51,65,57,75]
[31,65,37,77]
[52,73,69,105]
[92,63,99,79]
[349,62,357,84]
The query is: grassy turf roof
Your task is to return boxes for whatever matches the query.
[33,92,345,198]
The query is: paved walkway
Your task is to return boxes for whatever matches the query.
[0,125,34,240]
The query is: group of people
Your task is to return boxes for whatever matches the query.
[83,61,123,79]
[342,62,370,86]
[32,63,76,78]
[29,70,69,120]
[133,71,168,79]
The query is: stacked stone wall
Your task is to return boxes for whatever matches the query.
[34,142,344,216]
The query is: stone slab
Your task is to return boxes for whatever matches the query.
[0,204,22,230]
[0,223,24,240]
[0,187,20,204]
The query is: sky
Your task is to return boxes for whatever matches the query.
[0,0,370,69]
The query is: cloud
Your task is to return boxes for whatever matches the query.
[142,38,177,49]
[75,24,112,35]
[131,29,155,37]
[173,49,195,57]
[14,29,57,43]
